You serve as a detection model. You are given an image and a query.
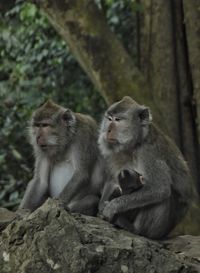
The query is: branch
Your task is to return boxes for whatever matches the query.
[33,0,150,105]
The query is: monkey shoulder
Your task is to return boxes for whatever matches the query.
[71,113,99,162]
[138,125,187,173]
[75,113,97,128]
[147,124,186,163]
[72,112,97,136]
[150,125,194,198]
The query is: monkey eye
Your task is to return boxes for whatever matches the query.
[41,123,50,127]
[105,115,112,121]
[115,117,121,122]
[33,122,40,127]
[33,122,51,128]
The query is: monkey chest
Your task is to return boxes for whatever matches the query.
[111,156,142,176]
[49,161,75,198]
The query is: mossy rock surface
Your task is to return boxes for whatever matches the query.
[0,198,199,273]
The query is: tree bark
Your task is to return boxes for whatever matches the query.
[139,0,200,188]
[33,0,149,106]
[183,0,200,189]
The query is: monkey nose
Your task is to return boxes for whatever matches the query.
[37,136,46,146]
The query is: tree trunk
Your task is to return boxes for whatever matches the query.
[183,0,200,188]
[33,0,149,106]
[139,0,200,190]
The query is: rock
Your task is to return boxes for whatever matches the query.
[0,208,17,231]
[162,236,200,269]
[0,198,199,273]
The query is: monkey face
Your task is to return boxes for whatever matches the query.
[98,96,152,155]
[29,100,76,158]
[31,120,57,150]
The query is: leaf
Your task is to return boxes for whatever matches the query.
[12,148,22,160]
[9,191,19,201]
[20,3,37,21]
[0,154,5,164]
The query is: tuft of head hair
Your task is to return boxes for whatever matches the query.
[108,96,139,116]
[32,100,63,121]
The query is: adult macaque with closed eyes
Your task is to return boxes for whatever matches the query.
[19,100,102,215]
[98,96,194,239]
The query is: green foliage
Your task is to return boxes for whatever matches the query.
[0,0,138,210]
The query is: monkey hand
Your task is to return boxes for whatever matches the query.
[52,198,70,211]
[98,201,109,217]
[101,201,117,222]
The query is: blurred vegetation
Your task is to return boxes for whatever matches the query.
[0,0,139,209]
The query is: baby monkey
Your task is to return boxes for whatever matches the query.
[118,169,144,195]
[99,169,144,212]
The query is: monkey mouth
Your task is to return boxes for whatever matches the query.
[39,144,48,150]
[107,138,118,144]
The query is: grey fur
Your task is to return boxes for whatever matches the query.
[20,100,102,215]
[98,96,194,239]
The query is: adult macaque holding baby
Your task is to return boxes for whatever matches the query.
[98,96,194,239]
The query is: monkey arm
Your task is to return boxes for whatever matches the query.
[19,158,50,211]
[19,178,48,211]
[102,160,172,221]
[58,170,89,204]
[98,180,122,213]
[59,134,99,208]
[67,195,100,216]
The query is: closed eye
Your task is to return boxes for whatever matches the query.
[115,116,126,122]
[41,123,50,127]
[105,115,112,121]
[33,122,40,127]
[33,123,51,128]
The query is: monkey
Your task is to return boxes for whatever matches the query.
[98,168,144,233]
[98,169,144,213]
[19,100,103,215]
[98,96,194,239]
[118,169,144,194]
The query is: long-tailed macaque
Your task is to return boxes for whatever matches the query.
[20,100,103,215]
[98,96,194,239]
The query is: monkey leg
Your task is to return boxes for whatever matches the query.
[67,195,100,216]
[132,198,174,239]
[112,210,140,233]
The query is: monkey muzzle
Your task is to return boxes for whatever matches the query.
[106,136,118,144]
[37,136,48,150]
[40,145,48,150]
[106,133,118,144]
[106,123,118,144]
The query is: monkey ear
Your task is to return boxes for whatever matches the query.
[138,107,152,125]
[61,109,74,124]
[39,99,55,107]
